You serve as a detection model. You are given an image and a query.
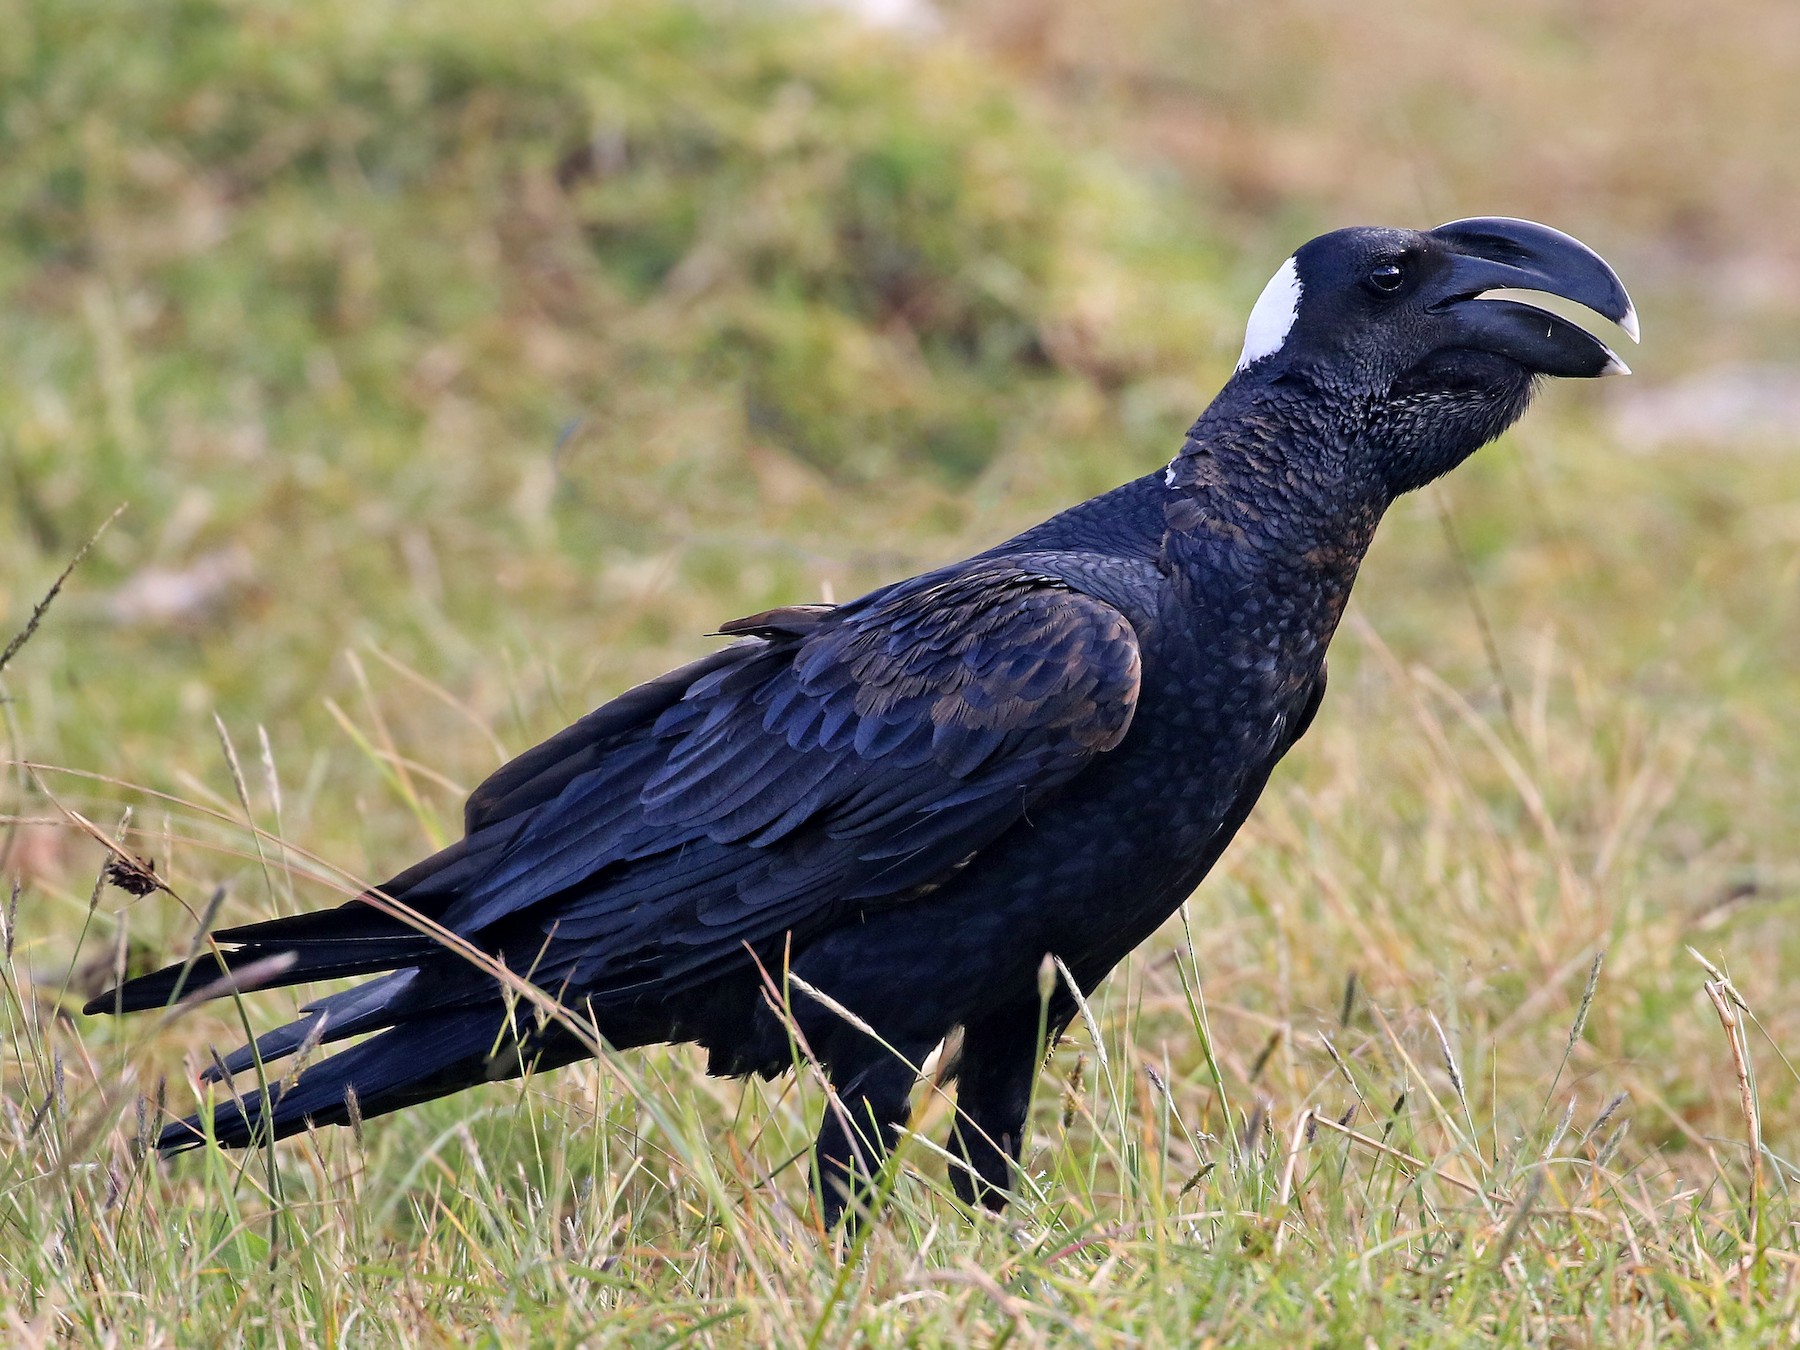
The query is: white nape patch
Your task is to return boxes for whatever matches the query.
[1236,255,1303,371]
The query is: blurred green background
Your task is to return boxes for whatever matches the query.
[5,0,1800,1337]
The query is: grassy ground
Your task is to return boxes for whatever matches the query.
[4,0,1800,1343]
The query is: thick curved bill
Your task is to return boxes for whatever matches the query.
[1427,217,1638,377]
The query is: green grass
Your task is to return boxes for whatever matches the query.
[5,0,1800,1343]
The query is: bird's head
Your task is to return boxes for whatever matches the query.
[1228,217,1637,496]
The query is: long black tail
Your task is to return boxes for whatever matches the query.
[83,892,534,1154]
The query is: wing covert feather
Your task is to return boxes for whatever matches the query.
[435,563,1142,997]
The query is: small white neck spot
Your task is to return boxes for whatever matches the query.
[1236,255,1302,371]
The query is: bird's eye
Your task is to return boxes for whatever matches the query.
[1368,262,1405,293]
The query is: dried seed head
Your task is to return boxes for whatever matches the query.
[102,854,159,898]
[345,1085,365,1152]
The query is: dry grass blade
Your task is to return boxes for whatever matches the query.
[1543,951,1605,1113]
[1052,955,1108,1076]
[1307,1109,1509,1206]
[1693,948,1763,1279]
[1489,1168,1545,1271]
[0,505,125,678]
[151,952,300,1026]
[1368,1005,1494,1210]
[1318,1031,1373,1121]
[785,973,880,1042]
[1272,1107,1314,1255]
[1539,1097,1577,1164]
[23,771,182,907]
[3,876,19,963]
[1427,1010,1474,1140]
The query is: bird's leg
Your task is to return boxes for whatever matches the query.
[946,1005,1056,1213]
[813,1052,919,1229]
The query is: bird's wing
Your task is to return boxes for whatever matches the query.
[418,561,1142,998]
[111,563,1142,1020]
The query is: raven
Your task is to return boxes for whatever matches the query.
[88,218,1636,1224]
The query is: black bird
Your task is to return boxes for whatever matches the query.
[88,218,1635,1224]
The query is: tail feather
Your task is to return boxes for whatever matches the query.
[158,1009,508,1152]
[82,935,435,1015]
[198,969,421,1082]
[212,902,416,948]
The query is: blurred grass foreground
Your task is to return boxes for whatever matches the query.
[5,0,1800,1343]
